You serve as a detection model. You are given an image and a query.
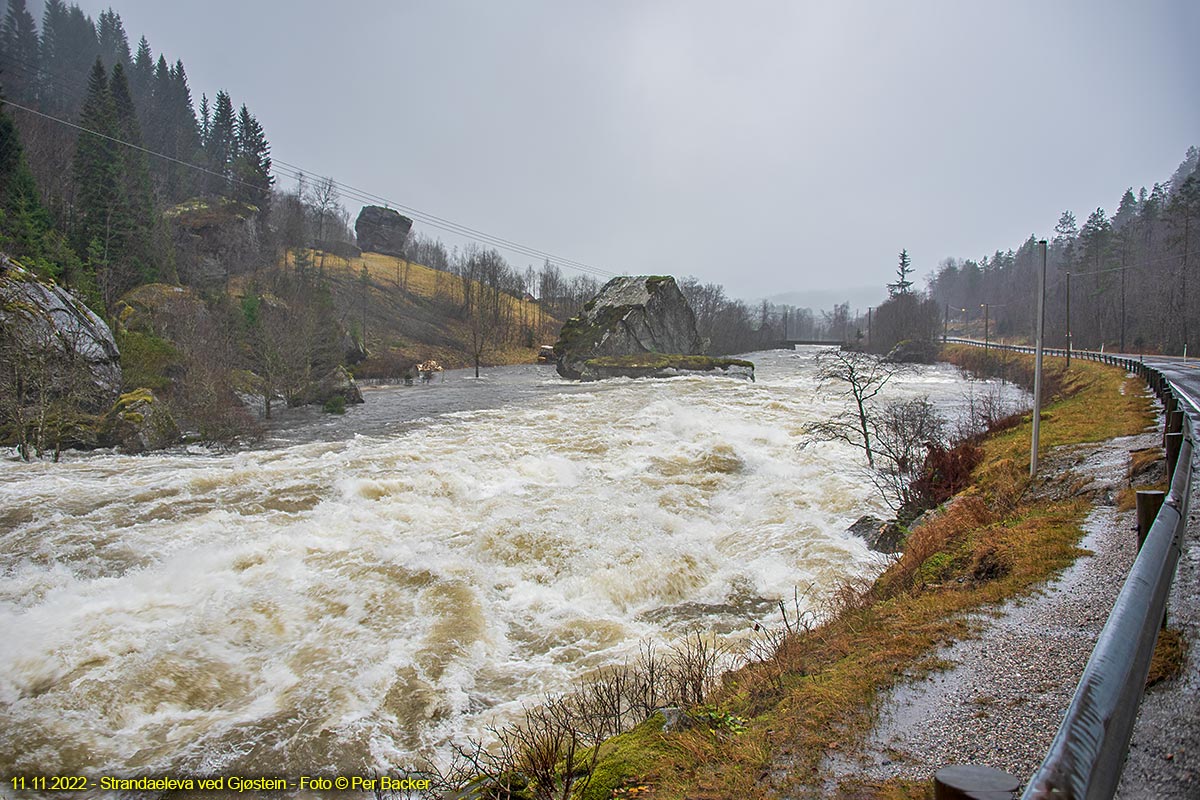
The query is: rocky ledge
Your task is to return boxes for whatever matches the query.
[579,354,755,382]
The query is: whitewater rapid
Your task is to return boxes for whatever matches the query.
[0,349,1018,778]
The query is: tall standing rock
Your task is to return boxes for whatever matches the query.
[553,275,706,380]
[354,206,413,258]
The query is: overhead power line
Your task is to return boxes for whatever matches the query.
[0,56,615,278]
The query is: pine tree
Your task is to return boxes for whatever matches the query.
[233,103,272,209]
[887,248,914,296]
[1,0,40,103]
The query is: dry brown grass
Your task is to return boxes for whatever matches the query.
[1147,628,1187,687]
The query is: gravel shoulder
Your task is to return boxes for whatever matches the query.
[820,428,1199,796]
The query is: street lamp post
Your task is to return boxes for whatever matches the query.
[1065,271,1072,367]
[1032,240,1048,478]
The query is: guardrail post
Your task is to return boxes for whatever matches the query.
[933,765,1020,799]
[1136,489,1170,630]
[1167,409,1185,439]
[1166,432,1184,484]
[1136,491,1166,551]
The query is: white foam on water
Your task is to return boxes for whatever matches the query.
[0,350,1014,775]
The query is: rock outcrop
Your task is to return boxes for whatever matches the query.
[355,206,413,257]
[166,197,259,285]
[0,254,122,407]
[553,275,709,380]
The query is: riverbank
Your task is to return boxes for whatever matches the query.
[568,346,1156,800]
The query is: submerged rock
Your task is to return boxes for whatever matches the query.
[354,205,413,258]
[553,275,712,380]
[847,514,906,554]
[0,254,122,407]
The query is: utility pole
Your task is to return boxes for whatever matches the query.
[1065,271,1072,367]
[943,303,949,342]
[1120,263,1126,352]
[867,307,872,350]
[981,303,990,351]
[1031,240,1047,478]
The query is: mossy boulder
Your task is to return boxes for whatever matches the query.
[553,275,706,380]
[305,365,364,407]
[101,388,180,453]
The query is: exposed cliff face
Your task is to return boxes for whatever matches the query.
[0,254,122,407]
[355,206,413,258]
[165,197,259,285]
[553,275,706,380]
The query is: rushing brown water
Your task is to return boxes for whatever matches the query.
[0,349,1020,781]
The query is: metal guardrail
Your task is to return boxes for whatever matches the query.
[935,339,1196,800]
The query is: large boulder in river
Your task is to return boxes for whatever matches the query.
[100,388,180,453]
[355,206,412,257]
[553,275,707,380]
[0,254,122,408]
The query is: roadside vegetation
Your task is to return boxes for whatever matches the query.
[413,347,1155,800]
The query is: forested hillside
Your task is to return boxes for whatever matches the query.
[927,149,1200,354]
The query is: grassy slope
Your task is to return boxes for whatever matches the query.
[239,249,561,371]
[583,348,1154,800]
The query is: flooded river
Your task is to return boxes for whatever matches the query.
[0,349,1017,779]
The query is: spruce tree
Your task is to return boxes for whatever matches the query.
[233,103,272,209]
[887,249,914,296]
[166,59,200,200]
[96,8,131,68]
[129,35,153,115]
[73,58,120,302]
[1,0,40,103]
[109,62,157,281]
[198,92,210,145]
[205,89,235,195]
[0,100,50,258]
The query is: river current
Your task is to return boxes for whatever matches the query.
[0,348,1018,779]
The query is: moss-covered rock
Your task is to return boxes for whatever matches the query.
[100,387,180,453]
[579,354,755,381]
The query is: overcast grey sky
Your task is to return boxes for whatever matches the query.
[69,0,1200,304]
